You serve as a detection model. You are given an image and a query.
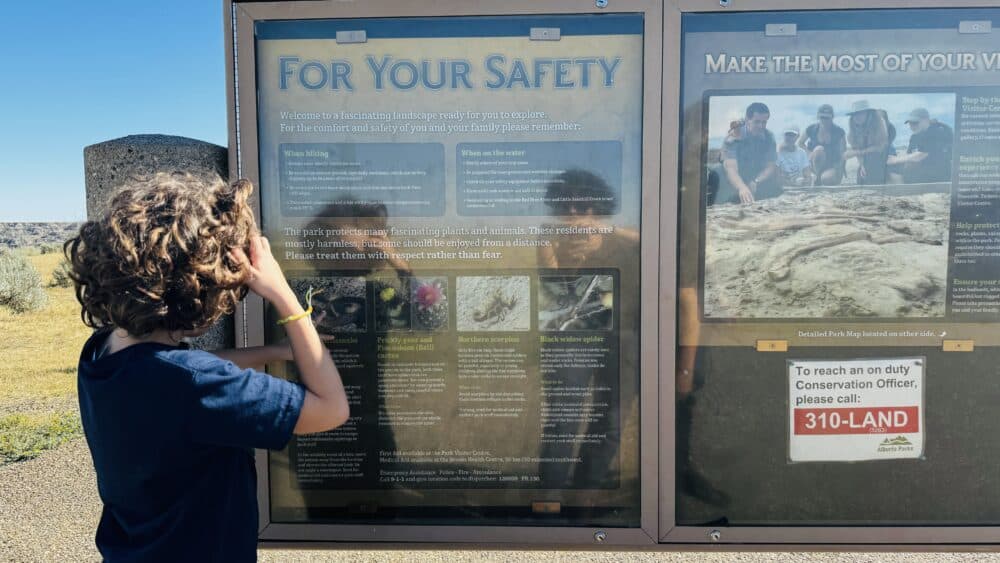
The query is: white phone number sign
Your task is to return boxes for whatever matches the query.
[788,357,924,462]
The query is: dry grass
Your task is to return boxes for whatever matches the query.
[0,252,90,405]
[0,251,89,464]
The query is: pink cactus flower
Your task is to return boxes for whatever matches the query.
[414,282,443,309]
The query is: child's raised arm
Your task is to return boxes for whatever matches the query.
[231,235,350,434]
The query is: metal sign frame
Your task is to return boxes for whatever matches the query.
[659,0,1000,546]
[225,0,1000,549]
[226,0,663,547]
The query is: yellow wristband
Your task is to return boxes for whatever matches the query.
[277,286,320,326]
[276,306,313,326]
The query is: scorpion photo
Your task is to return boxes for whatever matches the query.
[472,288,518,326]
[456,276,530,331]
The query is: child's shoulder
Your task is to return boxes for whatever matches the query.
[140,348,257,398]
[148,347,241,379]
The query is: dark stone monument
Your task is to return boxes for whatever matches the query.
[82,134,234,350]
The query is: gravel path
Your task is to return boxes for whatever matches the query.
[0,439,102,561]
[0,395,78,416]
[2,439,999,562]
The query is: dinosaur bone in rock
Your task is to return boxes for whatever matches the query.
[767,231,871,282]
[713,217,853,232]
[869,234,912,245]
[712,212,888,233]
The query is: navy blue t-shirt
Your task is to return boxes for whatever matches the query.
[77,329,305,562]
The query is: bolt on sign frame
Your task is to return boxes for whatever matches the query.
[662,0,1000,548]
[226,0,663,547]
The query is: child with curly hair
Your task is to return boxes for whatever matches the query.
[65,172,348,561]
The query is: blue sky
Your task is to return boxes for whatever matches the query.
[0,1,226,221]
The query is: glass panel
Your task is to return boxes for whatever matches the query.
[678,8,1000,525]
[254,14,644,527]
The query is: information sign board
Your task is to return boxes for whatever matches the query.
[670,2,1000,541]
[228,1,662,543]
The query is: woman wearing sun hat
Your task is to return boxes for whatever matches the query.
[844,99,891,185]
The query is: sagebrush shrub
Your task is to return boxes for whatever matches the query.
[50,260,73,288]
[0,250,48,313]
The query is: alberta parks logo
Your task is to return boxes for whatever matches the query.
[877,435,915,454]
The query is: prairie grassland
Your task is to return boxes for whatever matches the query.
[0,251,89,463]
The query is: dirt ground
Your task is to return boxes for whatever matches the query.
[2,438,999,561]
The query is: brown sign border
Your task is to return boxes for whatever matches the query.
[660,0,1000,546]
[226,0,663,547]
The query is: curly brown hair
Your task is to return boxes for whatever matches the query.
[65,172,256,337]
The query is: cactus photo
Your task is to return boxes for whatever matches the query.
[410,276,449,331]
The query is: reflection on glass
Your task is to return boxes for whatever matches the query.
[539,170,639,270]
[254,13,646,528]
[265,180,640,525]
[679,9,1000,527]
